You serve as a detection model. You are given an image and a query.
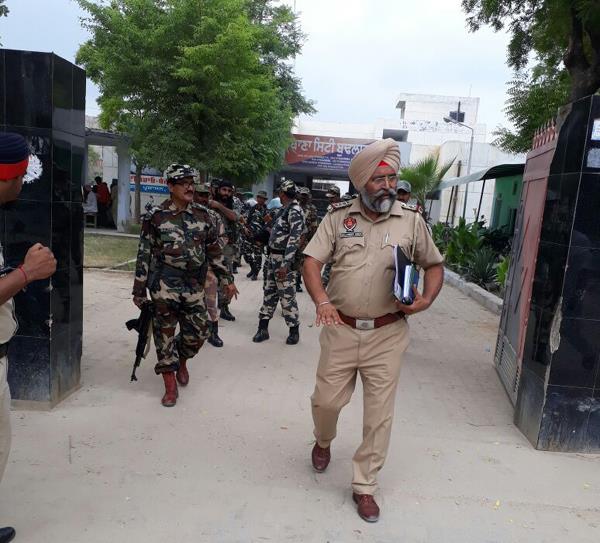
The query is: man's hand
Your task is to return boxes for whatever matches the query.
[226,283,239,301]
[316,302,344,327]
[276,266,288,281]
[21,243,57,282]
[395,286,431,316]
[133,295,147,309]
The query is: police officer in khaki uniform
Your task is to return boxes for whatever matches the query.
[0,133,57,543]
[303,139,444,523]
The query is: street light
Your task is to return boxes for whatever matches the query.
[444,114,475,220]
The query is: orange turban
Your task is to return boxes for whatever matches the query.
[348,138,400,191]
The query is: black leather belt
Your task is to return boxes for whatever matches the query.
[0,343,9,358]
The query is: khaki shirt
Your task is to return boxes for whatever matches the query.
[304,199,443,319]
[0,244,17,344]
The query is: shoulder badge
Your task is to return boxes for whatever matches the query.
[191,202,209,213]
[327,200,353,214]
[142,205,161,221]
[400,202,419,212]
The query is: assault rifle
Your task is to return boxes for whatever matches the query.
[126,300,153,382]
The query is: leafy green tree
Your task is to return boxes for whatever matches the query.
[76,0,312,221]
[399,153,454,209]
[463,0,600,153]
[493,67,570,153]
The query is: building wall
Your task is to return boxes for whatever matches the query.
[434,141,525,226]
[491,174,522,230]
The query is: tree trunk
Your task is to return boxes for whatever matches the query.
[134,164,142,224]
[564,7,600,101]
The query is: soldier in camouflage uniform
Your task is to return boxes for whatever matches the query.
[231,187,244,273]
[208,179,240,321]
[252,180,305,345]
[295,187,320,292]
[241,190,268,280]
[194,183,227,348]
[132,164,237,407]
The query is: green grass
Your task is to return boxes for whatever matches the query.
[84,234,139,269]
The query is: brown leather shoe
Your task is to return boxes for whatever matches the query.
[161,372,178,407]
[353,493,380,523]
[311,442,331,472]
[176,359,189,386]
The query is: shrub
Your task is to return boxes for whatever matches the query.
[431,222,453,253]
[444,218,482,273]
[495,255,511,289]
[465,246,498,288]
[481,227,512,256]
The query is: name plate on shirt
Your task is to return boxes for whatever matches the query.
[339,232,364,238]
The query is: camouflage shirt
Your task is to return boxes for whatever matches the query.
[268,201,306,267]
[246,204,268,238]
[132,199,232,296]
[300,202,319,241]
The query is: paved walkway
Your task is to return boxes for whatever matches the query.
[1,268,599,542]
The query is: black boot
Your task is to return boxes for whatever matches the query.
[286,325,300,345]
[208,321,224,348]
[0,527,15,543]
[252,319,270,343]
[249,265,259,281]
[296,275,303,293]
[246,269,254,278]
[220,306,236,321]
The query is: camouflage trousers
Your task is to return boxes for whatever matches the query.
[293,250,305,287]
[150,278,209,374]
[241,237,263,272]
[259,254,299,327]
[232,240,242,267]
[204,268,219,322]
[219,245,235,310]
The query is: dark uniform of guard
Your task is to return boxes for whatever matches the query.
[295,187,319,292]
[252,180,305,345]
[132,164,233,407]
[241,190,268,280]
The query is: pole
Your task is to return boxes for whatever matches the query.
[476,179,486,224]
[461,127,475,220]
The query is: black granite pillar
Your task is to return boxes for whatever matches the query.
[515,95,600,451]
[0,49,85,407]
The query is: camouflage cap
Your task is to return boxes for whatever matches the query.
[165,163,195,183]
[196,183,211,194]
[297,186,310,195]
[256,190,268,198]
[342,193,353,201]
[325,185,341,197]
[279,179,297,195]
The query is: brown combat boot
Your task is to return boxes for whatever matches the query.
[352,493,380,523]
[176,359,189,386]
[161,372,178,407]
[311,442,331,472]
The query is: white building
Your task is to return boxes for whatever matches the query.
[295,93,524,224]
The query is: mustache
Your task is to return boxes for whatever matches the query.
[372,188,396,200]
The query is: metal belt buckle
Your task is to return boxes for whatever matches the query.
[355,318,375,330]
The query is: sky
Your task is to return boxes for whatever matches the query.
[0,0,514,132]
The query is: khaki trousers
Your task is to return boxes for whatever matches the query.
[0,356,11,483]
[311,318,409,494]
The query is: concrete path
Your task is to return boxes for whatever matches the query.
[1,268,599,542]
